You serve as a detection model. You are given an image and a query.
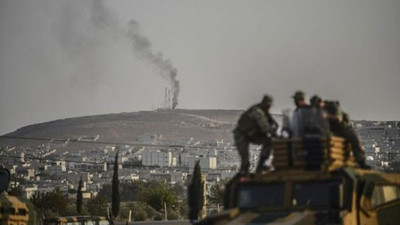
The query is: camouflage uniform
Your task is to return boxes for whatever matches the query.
[324,101,368,167]
[234,96,277,173]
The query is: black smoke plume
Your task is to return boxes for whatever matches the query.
[127,20,180,109]
[56,0,180,108]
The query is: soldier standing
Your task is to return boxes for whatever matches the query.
[233,95,278,174]
[309,95,330,136]
[290,91,311,137]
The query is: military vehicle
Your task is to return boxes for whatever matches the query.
[190,136,400,225]
[0,167,37,225]
[1,168,110,225]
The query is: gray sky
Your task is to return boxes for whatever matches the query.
[1,0,399,135]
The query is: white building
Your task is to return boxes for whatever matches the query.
[172,157,177,167]
[149,172,186,184]
[139,169,153,180]
[142,151,172,167]
[202,157,217,169]
[184,156,217,169]
[47,164,65,174]
[23,184,38,199]
[120,173,139,182]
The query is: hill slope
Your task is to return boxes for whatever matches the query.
[0,109,244,149]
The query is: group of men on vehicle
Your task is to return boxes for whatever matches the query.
[234,91,370,174]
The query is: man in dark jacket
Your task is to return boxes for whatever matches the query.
[233,95,278,174]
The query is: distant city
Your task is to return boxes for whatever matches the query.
[354,121,400,170]
[1,119,399,202]
[1,133,237,201]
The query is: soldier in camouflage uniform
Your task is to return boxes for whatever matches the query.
[324,101,370,169]
[233,95,278,174]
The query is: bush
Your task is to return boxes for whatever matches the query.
[133,207,147,221]
[153,212,163,221]
[118,207,130,221]
[86,196,108,216]
[64,204,78,216]
[167,209,179,220]
[143,205,156,219]
[179,200,189,219]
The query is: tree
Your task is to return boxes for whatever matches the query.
[139,180,178,212]
[91,179,185,219]
[130,202,149,221]
[171,182,186,200]
[77,177,83,214]
[188,160,204,221]
[167,208,179,220]
[132,207,147,221]
[178,199,189,219]
[207,179,229,207]
[30,188,69,217]
[8,185,23,197]
[86,196,108,216]
[112,150,120,218]
[30,192,45,217]
[97,184,112,201]
[120,181,144,202]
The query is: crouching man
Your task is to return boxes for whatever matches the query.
[233,95,278,174]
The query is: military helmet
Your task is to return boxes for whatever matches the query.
[260,95,273,107]
[292,91,305,100]
[310,95,322,107]
[324,100,342,116]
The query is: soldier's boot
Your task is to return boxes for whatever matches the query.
[256,156,271,173]
[355,153,371,169]
[239,161,249,175]
[353,146,370,169]
[357,160,371,169]
[256,144,271,173]
[255,161,266,173]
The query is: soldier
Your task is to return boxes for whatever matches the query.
[310,95,323,108]
[293,91,309,110]
[290,91,311,137]
[324,100,370,169]
[233,95,278,174]
[309,95,330,136]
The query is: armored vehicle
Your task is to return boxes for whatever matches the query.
[191,136,400,225]
[0,168,37,225]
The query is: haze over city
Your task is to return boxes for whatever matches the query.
[1,0,399,135]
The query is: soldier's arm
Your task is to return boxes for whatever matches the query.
[268,114,279,131]
[290,111,298,136]
[249,108,276,136]
[326,113,343,123]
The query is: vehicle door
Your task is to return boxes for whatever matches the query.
[359,182,400,225]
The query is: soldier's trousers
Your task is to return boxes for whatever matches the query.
[234,129,271,172]
[333,126,366,163]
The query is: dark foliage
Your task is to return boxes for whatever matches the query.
[30,188,69,217]
[188,160,204,221]
[77,178,83,214]
[112,150,120,217]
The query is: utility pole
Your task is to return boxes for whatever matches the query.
[164,201,168,220]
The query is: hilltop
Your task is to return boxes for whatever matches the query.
[0,109,245,150]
